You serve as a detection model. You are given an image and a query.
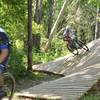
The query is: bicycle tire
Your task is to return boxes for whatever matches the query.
[77,40,89,51]
[3,72,15,100]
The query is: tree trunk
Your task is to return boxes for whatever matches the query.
[27,0,33,71]
[39,0,43,22]
[32,34,40,50]
[34,0,43,24]
[47,0,54,38]
[34,0,39,23]
[95,5,100,39]
[44,0,72,52]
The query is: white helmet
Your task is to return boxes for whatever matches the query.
[65,25,71,30]
[0,27,9,43]
[0,27,5,33]
[63,25,71,37]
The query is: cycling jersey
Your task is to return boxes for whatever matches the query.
[0,27,10,99]
[0,43,9,66]
[0,28,10,66]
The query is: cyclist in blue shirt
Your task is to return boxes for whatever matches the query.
[0,27,10,98]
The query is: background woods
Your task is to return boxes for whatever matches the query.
[0,0,100,78]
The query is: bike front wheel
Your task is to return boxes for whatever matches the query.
[77,40,89,51]
[3,72,15,100]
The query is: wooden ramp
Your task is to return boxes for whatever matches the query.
[32,39,100,75]
[16,39,100,100]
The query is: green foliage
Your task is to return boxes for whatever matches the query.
[8,48,27,80]
[62,0,97,42]
[88,0,100,7]
[0,0,98,80]
[32,22,45,36]
[81,93,100,100]
[0,0,27,41]
[33,38,68,64]
[54,0,64,19]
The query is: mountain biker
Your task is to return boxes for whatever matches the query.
[63,25,77,42]
[0,27,10,98]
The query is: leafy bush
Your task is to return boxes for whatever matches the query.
[81,94,100,100]
[8,48,27,80]
[32,37,69,64]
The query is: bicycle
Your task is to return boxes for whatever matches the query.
[1,71,15,100]
[58,35,89,55]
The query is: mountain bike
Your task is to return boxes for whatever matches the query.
[1,71,15,100]
[65,36,89,55]
[58,35,89,55]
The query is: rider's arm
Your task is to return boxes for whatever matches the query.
[0,49,8,63]
[0,44,9,63]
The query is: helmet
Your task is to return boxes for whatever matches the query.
[63,25,71,37]
[65,25,71,30]
[0,27,5,33]
[0,27,9,43]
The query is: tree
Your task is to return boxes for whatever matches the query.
[44,0,72,52]
[87,0,100,39]
[47,0,55,38]
[95,0,100,39]
[34,0,43,24]
[27,0,33,71]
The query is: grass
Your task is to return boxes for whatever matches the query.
[21,71,61,80]
[81,93,100,100]
[81,79,100,100]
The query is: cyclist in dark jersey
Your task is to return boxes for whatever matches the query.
[0,27,10,98]
[63,25,77,42]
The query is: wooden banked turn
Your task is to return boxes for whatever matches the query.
[16,39,100,100]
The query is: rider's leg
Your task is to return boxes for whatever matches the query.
[0,65,6,99]
[0,64,5,86]
[0,65,4,86]
[0,74,4,86]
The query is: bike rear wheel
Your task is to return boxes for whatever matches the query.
[3,72,15,100]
